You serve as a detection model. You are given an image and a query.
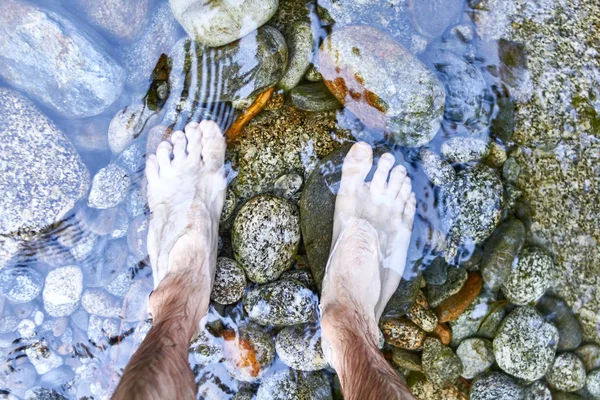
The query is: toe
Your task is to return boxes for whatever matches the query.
[202,136,226,172]
[403,193,417,229]
[370,153,395,197]
[339,142,373,195]
[396,175,412,205]
[387,165,407,198]
[199,120,221,139]
[145,154,159,184]
[156,141,173,171]
[171,130,187,162]
[184,121,203,159]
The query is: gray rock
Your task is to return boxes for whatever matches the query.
[88,164,131,209]
[82,239,127,287]
[422,337,463,388]
[273,173,304,204]
[441,138,490,163]
[503,157,521,183]
[220,188,238,224]
[318,25,445,147]
[456,338,494,379]
[275,324,327,371]
[481,218,525,291]
[410,0,464,38]
[106,271,133,297]
[407,372,467,400]
[211,257,247,305]
[0,267,43,303]
[493,306,558,380]
[0,0,124,118]
[382,275,423,319]
[290,82,341,112]
[42,266,83,317]
[470,372,524,400]
[81,289,120,318]
[125,188,146,218]
[280,268,315,290]
[546,353,586,392]
[423,257,449,286]
[169,0,278,47]
[70,231,99,262]
[24,387,67,400]
[0,316,19,334]
[119,2,182,85]
[127,215,149,261]
[256,370,332,400]
[168,26,287,105]
[450,290,506,347]
[440,164,504,261]
[123,280,151,322]
[575,344,600,372]
[426,266,468,308]
[586,369,600,398]
[419,148,456,186]
[305,64,323,82]
[190,328,223,365]
[502,247,552,305]
[117,141,146,174]
[25,341,64,374]
[523,381,551,400]
[223,323,275,382]
[278,22,314,91]
[0,88,90,237]
[233,195,300,283]
[244,279,317,326]
[62,0,150,42]
[108,104,157,155]
[537,295,583,351]
[392,348,423,372]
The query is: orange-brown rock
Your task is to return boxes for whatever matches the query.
[380,317,426,350]
[434,272,483,323]
[433,323,452,345]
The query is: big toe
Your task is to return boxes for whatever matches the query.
[339,142,373,195]
[199,120,226,172]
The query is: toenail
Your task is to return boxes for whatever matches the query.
[352,143,370,159]
[381,153,394,162]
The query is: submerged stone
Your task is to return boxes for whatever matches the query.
[502,247,553,305]
[223,323,275,382]
[537,295,583,352]
[449,290,505,347]
[278,22,314,91]
[441,137,490,164]
[275,324,327,371]
[470,372,524,400]
[0,267,43,303]
[256,369,332,400]
[290,82,341,112]
[419,148,456,186]
[319,25,445,147]
[523,381,551,400]
[421,337,463,388]
[88,164,131,209]
[426,266,468,308]
[211,257,247,305]
[456,338,494,379]
[575,344,600,372]
[0,0,124,118]
[480,218,525,291]
[42,266,83,317]
[0,88,90,237]
[545,353,586,392]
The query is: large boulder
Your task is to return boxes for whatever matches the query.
[169,0,278,47]
[319,25,445,147]
[0,88,90,237]
[0,0,124,118]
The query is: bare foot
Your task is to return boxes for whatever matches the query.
[320,142,416,367]
[145,120,226,301]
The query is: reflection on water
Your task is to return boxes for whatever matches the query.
[0,0,598,398]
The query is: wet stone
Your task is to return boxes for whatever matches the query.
[42,266,83,317]
[441,137,490,163]
[24,388,67,400]
[523,381,551,400]
[382,275,423,319]
[233,195,301,283]
[290,82,341,112]
[256,369,332,400]
[117,141,146,175]
[586,369,600,398]
[407,372,466,400]
[392,348,422,372]
[419,148,456,186]
[108,104,155,155]
[279,22,314,91]
[470,372,524,400]
[502,157,521,183]
[305,64,323,82]
[0,0,124,118]
[380,318,426,350]
[426,266,468,308]
[273,173,304,204]
[406,290,438,332]
[280,268,315,291]
[481,218,525,291]
[0,88,90,237]
[450,290,506,347]
[575,344,600,371]
[423,257,449,286]
[319,25,445,147]
[223,323,275,382]
[127,215,149,262]
[502,247,553,305]
[421,337,462,388]
[275,324,327,371]
[81,289,120,318]
[220,189,237,224]
[211,257,247,305]
[123,280,151,322]
[0,267,43,303]
[126,189,146,218]
[493,306,558,381]
[434,271,483,323]
[88,164,131,209]
[244,279,317,326]
[456,338,494,379]
[0,316,19,334]
[191,329,223,366]
[546,353,586,392]
[410,0,464,38]
[26,341,64,374]
[105,271,133,298]
[537,295,583,352]
[170,0,278,47]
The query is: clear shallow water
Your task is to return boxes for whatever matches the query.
[0,0,597,399]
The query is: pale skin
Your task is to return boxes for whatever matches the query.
[113,122,416,400]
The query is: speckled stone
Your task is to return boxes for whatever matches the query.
[290,82,341,112]
[441,137,490,163]
[233,195,300,283]
[275,324,327,371]
[190,329,223,366]
[523,381,551,400]
[211,257,247,305]
[42,266,82,317]
[318,25,445,147]
[501,247,552,305]
[575,344,600,372]
[392,348,422,372]
[546,353,586,392]
[244,279,317,326]
[456,338,494,379]
[25,341,64,374]
[0,0,124,118]
[419,148,456,186]
[127,215,149,262]
[0,267,43,303]
[0,88,90,237]
[170,0,278,47]
[586,369,600,398]
[422,337,462,388]
[273,173,304,203]
[426,266,468,308]
[223,323,275,382]
[493,306,558,380]
[440,164,503,260]
[481,218,525,291]
[280,268,315,290]
[380,318,426,350]
[537,295,583,352]
[470,372,524,400]
[256,369,332,400]
[81,289,120,318]
[406,290,438,332]
[407,372,467,400]
[108,104,156,154]
[278,22,313,91]
[88,164,131,209]
[220,188,237,224]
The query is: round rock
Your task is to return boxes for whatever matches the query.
[523,381,551,400]
[586,369,600,398]
[275,324,327,371]
[470,372,524,400]
[88,164,131,209]
[456,338,494,379]
[502,247,552,305]
[575,344,600,371]
[290,82,341,112]
[481,218,525,291]
[422,337,463,388]
[546,353,586,392]
[419,148,456,186]
[278,22,313,91]
[223,323,275,382]
[211,257,247,305]
[256,370,331,400]
[493,306,559,380]
[233,195,301,283]
[42,266,83,317]
[537,295,583,351]
[441,137,490,163]
[0,267,43,303]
